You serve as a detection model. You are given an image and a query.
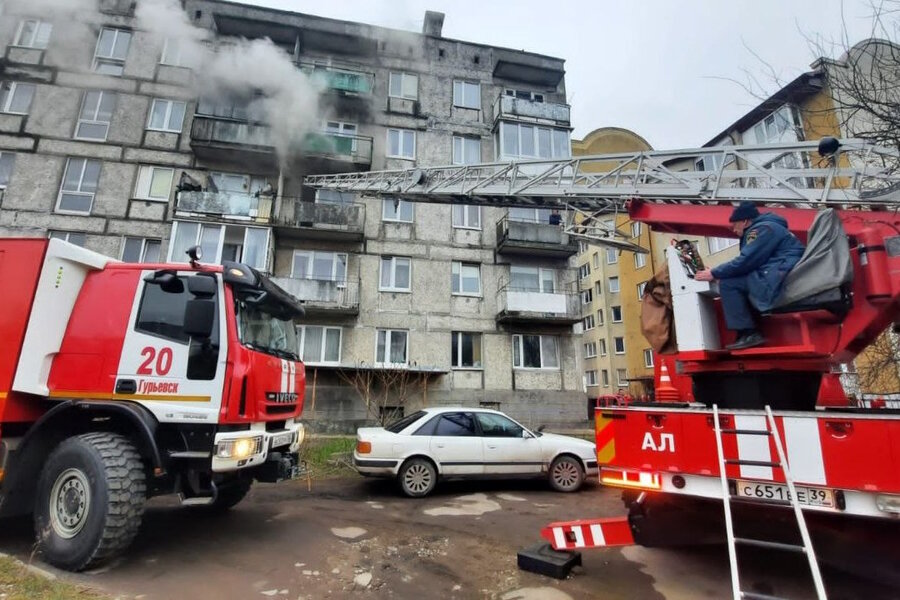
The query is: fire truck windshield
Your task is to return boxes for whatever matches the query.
[235,301,299,361]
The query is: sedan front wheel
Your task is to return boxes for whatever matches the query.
[398,457,437,497]
[549,455,584,492]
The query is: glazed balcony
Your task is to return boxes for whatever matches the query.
[495,216,578,258]
[301,132,373,169]
[492,94,571,127]
[496,283,581,325]
[276,200,365,242]
[299,63,374,96]
[175,191,273,222]
[189,115,275,170]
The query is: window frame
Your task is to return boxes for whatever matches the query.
[0,152,15,189]
[452,80,481,110]
[616,368,628,387]
[74,90,115,141]
[13,19,52,50]
[634,252,648,269]
[379,256,412,292]
[451,331,483,369]
[583,314,595,331]
[512,333,560,370]
[708,236,739,254]
[56,157,101,215]
[611,305,623,323]
[121,236,162,263]
[601,369,610,387]
[0,81,35,115]
[291,250,348,283]
[631,222,641,238]
[643,348,654,368]
[509,266,556,293]
[614,336,626,355]
[386,127,416,159]
[582,289,593,305]
[452,204,481,230]
[388,71,418,100]
[609,276,620,293]
[160,37,191,68]
[134,165,175,201]
[451,261,482,296]
[637,281,648,299]
[606,247,618,264]
[496,121,571,160]
[298,325,342,365]
[92,27,132,75]
[452,135,482,165]
[49,230,86,247]
[147,98,186,133]
[599,338,607,356]
[585,370,598,387]
[584,342,597,358]
[382,198,414,222]
[375,328,409,366]
[597,309,604,326]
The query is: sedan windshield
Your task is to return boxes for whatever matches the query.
[236,301,299,360]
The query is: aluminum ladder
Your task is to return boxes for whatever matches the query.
[712,405,827,600]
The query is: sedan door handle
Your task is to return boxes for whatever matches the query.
[487,445,498,449]
[435,443,446,448]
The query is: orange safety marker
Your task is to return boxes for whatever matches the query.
[540,517,635,551]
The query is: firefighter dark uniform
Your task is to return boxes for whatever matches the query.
[711,209,805,341]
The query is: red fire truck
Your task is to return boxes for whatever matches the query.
[305,138,900,596]
[0,239,306,571]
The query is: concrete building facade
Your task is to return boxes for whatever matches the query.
[0,0,586,430]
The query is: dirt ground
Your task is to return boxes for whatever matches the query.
[0,476,896,599]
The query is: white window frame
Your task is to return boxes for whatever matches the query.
[637,281,648,299]
[166,221,270,270]
[497,122,571,160]
[609,276,620,293]
[299,325,342,365]
[75,90,115,141]
[382,198,414,222]
[585,370,598,387]
[595,281,603,296]
[13,19,52,49]
[601,369,610,387]
[452,135,481,165]
[0,152,15,189]
[375,329,409,366]
[160,37,191,68]
[582,289,592,305]
[56,157,100,215]
[614,336,625,355]
[451,261,481,296]
[583,315,595,330]
[452,205,481,230]
[611,305,623,323]
[599,339,607,356]
[708,236,739,253]
[631,222,641,238]
[616,369,628,387]
[147,98,186,133]
[452,80,481,110]
[134,165,174,201]
[93,27,131,75]
[291,250,348,283]
[643,349,654,368]
[606,247,618,264]
[386,128,416,159]
[592,252,600,268]
[509,266,555,293]
[451,331,483,369]
[379,256,411,292]
[584,342,597,358]
[597,309,604,326]
[579,264,591,280]
[0,81,35,115]
[388,72,418,100]
[49,230,86,246]
[512,334,560,370]
[121,237,162,263]
[634,252,648,269]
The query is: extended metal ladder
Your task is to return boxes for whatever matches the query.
[712,405,827,600]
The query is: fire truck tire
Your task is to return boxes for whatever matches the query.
[548,455,584,492]
[398,457,437,497]
[34,433,147,572]
[208,480,252,511]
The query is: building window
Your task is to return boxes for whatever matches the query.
[160,38,191,67]
[709,237,739,253]
[388,72,418,100]
[292,250,348,282]
[579,263,591,280]
[614,337,625,354]
[147,99,186,133]
[606,248,618,264]
[196,97,248,120]
[0,153,15,188]
[597,309,604,326]
[497,122,570,159]
[451,261,481,295]
[167,221,269,270]
[582,289,593,304]
[376,329,408,365]
[510,266,555,292]
[505,89,544,102]
[509,207,553,223]
[57,158,101,214]
[601,369,609,387]
[14,19,52,49]
[512,334,559,369]
[579,241,588,253]
[49,231,86,247]
[637,281,648,299]
[75,91,115,141]
[643,349,654,368]
[452,205,481,230]
[631,222,641,238]
[595,281,603,296]
[451,331,482,368]
[316,189,353,204]
[0,82,35,115]
[453,80,481,109]
[609,276,620,293]
[121,237,161,263]
[299,325,341,365]
[585,370,598,387]
[634,252,647,269]
[616,368,627,387]
[93,27,131,75]
[134,165,174,201]
[383,198,414,222]
[592,252,600,268]
[611,305,622,323]
[583,315,595,330]
[380,256,411,291]
[387,128,416,159]
[599,338,607,356]
[584,342,597,358]
[452,136,481,165]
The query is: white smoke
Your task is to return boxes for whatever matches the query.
[2,0,99,71]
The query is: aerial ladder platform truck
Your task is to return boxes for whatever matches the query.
[306,138,900,598]
[0,242,307,570]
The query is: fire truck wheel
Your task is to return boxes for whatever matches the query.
[398,457,437,497]
[549,455,584,492]
[34,433,147,572]
[208,479,252,511]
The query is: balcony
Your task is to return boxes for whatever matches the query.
[190,115,275,170]
[300,63,374,96]
[496,216,578,258]
[496,284,581,325]
[301,132,373,171]
[493,94,570,127]
[270,276,360,316]
[175,191,273,222]
[276,200,365,242]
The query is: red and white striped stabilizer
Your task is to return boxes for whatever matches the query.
[540,517,635,551]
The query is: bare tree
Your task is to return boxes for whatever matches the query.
[337,362,422,425]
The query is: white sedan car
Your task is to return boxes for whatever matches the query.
[353,407,598,497]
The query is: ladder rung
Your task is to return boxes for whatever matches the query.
[741,591,791,600]
[725,459,781,468]
[734,537,807,554]
[719,428,771,436]
[729,495,792,507]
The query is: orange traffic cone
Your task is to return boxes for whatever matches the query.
[656,361,681,402]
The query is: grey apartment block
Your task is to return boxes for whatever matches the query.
[0,0,586,430]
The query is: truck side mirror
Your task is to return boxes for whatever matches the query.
[184,299,215,339]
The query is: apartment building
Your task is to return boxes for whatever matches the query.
[0,0,586,430]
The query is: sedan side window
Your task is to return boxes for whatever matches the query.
[433,412,477,436]
[476,413,524,438]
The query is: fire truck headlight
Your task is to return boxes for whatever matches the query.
[876,494,900,514]
[216,436,263,460]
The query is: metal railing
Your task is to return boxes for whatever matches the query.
[176,190,273,220]
[271,276,360,311]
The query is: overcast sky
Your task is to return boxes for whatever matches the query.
[247,0,879,149]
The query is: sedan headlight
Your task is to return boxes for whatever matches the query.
[216,436,263,459]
